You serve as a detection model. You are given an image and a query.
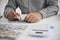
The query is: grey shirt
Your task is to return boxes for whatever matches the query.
[4,0,59,18]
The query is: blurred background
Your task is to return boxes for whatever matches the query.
[0,0,8,16]
[0,0,60,16]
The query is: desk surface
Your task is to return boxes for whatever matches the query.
[0,14,60,40]
[15,14,60,40]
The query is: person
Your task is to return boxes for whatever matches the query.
[4,0,59,23]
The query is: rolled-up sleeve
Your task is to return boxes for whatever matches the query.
[39,0,59,18]
[4,0,18,18]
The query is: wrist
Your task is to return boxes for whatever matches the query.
[36,11,43,19]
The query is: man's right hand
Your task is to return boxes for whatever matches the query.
[7,11,20,21]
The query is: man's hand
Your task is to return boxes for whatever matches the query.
[24,12,43,23]
[7,11,20,21]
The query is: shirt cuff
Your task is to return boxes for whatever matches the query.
[39,9,48,18]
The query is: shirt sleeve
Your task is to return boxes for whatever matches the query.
[4,0,18,18]
[39,0,59,18]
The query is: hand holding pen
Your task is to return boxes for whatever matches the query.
[7,11,20,21]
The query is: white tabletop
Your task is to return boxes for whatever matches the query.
[0,14,60,40]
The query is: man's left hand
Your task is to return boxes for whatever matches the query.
[24,12,43,23]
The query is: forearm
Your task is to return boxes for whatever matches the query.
[40,6,59,18]
[39,0,59,18]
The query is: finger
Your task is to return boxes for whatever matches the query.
[16,13,20,16]
[27,16,33,23]
[27,15,35,23]
[10,13,15,18]
[14,13,20,20]
[31,18,36,23]
[11,11,17,17]
[8,15,12,20]
[10,13,18,20]
[13,18,19,21]
[8,13,14,20]
[8,13,18,21]
[8,15,14,21]
[33,18,40,23]
[34,19,39,23]
[12,12,19,20]
[24,14,31,21]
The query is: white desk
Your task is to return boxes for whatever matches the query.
[15,14,60,40]
[0,14,60,40]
